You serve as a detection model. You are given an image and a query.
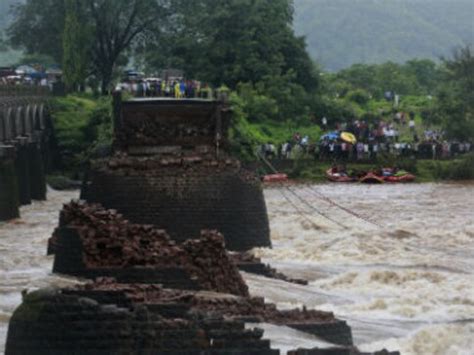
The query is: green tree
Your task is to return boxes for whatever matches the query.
[62,0,89,91]
[9,0,165,94]
[435,46,474,141]
[331,60,442,99]
[404,59,440,94]
[145,0,318,92]
[8,0,65,63]
[87,0,165,93]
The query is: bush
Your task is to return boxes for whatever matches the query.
[433,153,474,180]
[347,89,370,106]
[377,153,418,173]
[49,95,112,172]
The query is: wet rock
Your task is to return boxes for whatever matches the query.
[231,252,309,285]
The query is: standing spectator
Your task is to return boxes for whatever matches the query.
[372,143,378,160]
[180,81,186,98]
[356,142,364,160]
[364,143,369,159]
[401,112,407,125]
[174,82,181,98]
[293,132,301,144]
[329,142,335,156]
[322,116,328,129]
[341,142,348,160]
[301,135,309,150]
[162,81,167,96]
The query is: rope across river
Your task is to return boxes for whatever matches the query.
[256,153,383,229]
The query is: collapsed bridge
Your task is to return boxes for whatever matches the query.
[5,93,399,355]
[81,94,271,251]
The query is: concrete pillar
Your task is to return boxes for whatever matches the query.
[28,138,46,201]
[0,145,20,221]
[14,138,31,205]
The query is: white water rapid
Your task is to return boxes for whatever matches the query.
[246,182,474,354]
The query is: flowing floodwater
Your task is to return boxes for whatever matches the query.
[247,182,474,354]
[0,189,81,353]
[0,183,473,354]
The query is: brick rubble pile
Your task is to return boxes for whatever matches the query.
[54,200,249,297]
[70,278,335,325]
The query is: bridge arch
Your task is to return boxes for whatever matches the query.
[32,104,41,130]
[26,104,36,135]
[4,107,15,140]
[15,106,25,137]
[0,109,5,142]
[38,104,46,130]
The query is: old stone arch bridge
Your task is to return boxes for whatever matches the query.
[0,87,51,221]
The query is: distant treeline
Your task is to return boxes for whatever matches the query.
[294,0,474,71]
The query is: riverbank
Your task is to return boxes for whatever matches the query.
[254,155,474,183]
[46,93,473,185]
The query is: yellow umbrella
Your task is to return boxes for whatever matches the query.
[340,132,357,144]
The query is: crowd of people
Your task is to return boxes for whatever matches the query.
[0,65,62,91]
[0,73,57,90]
[260,112,472,161]
[115,78,213,99]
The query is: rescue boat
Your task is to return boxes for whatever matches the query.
[359,172,384,184]
[326,168,357,182]
[383,173,416,183]
[263,173,288,183]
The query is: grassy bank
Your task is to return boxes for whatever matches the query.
[49,94,112,176]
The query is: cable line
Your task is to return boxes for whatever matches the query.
[302,185,382,228]
[256,152,382,228]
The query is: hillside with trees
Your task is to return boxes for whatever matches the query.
[294,0,474,71]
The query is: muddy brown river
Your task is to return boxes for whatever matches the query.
[1,183,473,354]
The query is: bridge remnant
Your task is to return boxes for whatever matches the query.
[82,95,271,251]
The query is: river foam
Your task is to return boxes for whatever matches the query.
[0,189,81,354]
[246,182,474,354]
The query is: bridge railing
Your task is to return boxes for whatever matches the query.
[0,85,51,97]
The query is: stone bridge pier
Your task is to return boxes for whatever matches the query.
[0,94,51,221]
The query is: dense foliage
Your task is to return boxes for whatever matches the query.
[328,59,441,98]
[144,0,318,91]
[49,95,112,172]
[434,47,474,141]
[62,0,89,91]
